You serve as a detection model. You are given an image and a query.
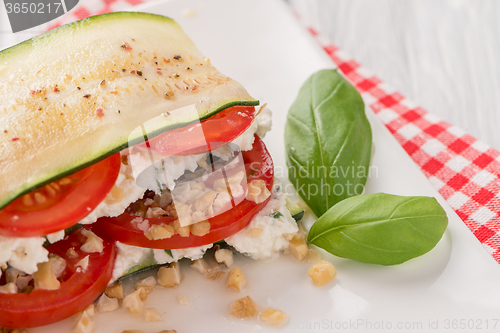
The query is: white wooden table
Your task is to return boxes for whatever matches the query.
[289,0,500,151]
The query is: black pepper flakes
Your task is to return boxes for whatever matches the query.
[122,69,126,72]
[173,55,182,60]
[174,74,180,78]
[118,110,121,114]
[83,94,91,98]
[137,71,143,76]
[121,43,132,50]
[77,87,81,90]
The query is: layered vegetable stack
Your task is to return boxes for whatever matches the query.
[0,12,301,329]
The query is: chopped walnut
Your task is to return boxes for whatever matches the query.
[145,207,169,218]
[308,260,337,286]
[145,224,175,240]
[32,255,66,290]
[230,296,260,319]
[173,219,190,237]
[136,286,154,301]
[246,179,271,204]
[143,307,162,322]
[73,310,94,333]
[80,229,104,253]
[122,289,145,316]
[190,258,210,275]
[288,233,308,262]
[158,262,181,287]
[226,267,247,291]
[193,191,218,212]
[214,248,233,268]
[259,308,289,326]
[191,259,225,280]
[96,293,119,313]
[190,220,210,236]
[106,282,124,299]
[76,255,90,273]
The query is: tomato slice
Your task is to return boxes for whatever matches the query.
[93,135,273,249]
[0,153,121,237]
[0,227,116,329]
[142,105,256,156]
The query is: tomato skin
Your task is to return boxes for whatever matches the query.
[0,153,121,237]
[0,227,116,329]
[143,106,256,156]
[93,135,273,249]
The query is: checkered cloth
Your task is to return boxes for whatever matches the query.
[49,1,500,264]
[308,28,500,264]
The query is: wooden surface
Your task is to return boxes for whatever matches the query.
[289,0,500,151]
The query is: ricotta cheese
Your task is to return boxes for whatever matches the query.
[225,182,298,260]
[0,236,48,275]
[111,242,213,282]
[0,105,274,278]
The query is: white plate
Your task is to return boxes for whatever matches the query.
[32,0,500,332]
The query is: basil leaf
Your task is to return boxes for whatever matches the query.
[165,249,173,258]
[307,193,448,265]
[285,69,372,217]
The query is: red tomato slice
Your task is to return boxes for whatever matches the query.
[142,105,256,156]
[0,153,121,237]
[0,227,116,329]
[93,135,273,249]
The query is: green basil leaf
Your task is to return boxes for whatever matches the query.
[285,69,372,217]
[307,193,448,265]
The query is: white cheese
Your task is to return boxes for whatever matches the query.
[46,229,65,244]
[111,242,213,282]
[0,106,274,278]
[225,184,298,260]
[0,236,49,274]
[255,106,272,138]
[112,242,152,282]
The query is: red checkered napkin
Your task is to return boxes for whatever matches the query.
[49,2,500,265]
[308,28,500,264]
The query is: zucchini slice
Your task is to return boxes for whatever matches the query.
[0,12,258,209]
[285,197,305,222]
